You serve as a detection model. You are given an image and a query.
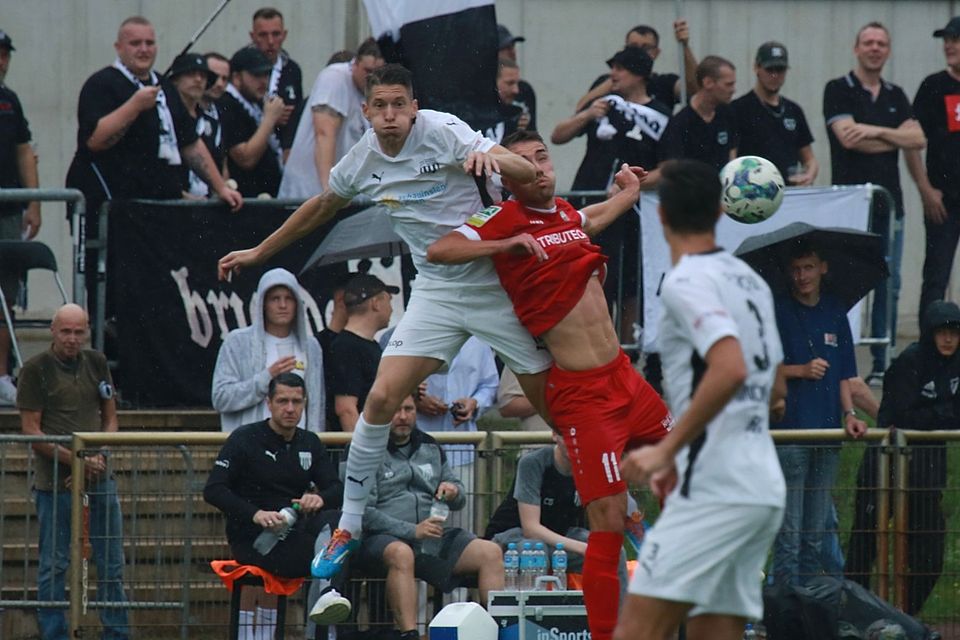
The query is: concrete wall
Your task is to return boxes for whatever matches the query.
[4,0,959,339]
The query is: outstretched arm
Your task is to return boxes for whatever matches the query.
[463,144,537,184]
[581,164,647,236]
[427,229,547,265]
[217,189,351,280]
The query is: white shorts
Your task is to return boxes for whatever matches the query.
[383,285,553,375]
[628,499,784,620]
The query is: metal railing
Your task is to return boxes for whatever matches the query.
[2,427,954,637]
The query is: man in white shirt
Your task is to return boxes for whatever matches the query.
[617,160,786,640]
[279,39,384,198]
[218,63,549,577]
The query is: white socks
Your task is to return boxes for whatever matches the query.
[339,413,391,535]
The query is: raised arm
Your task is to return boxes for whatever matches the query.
[427,229,546,265]
[463,144,536,184]
[217,188,351,279]
[580,164,646,236]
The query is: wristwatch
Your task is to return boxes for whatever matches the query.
[844,409,857,418]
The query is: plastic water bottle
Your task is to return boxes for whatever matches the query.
[519,542,535,590]
[551,543,568,590]
[421,497,450,555]
[743,623,757,639]
[533,542,549,590]
[253,503,300,555]
[503,543,520,591]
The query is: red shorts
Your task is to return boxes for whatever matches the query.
[546,350,672,504]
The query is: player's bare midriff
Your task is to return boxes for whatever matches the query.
[542,276,621,372]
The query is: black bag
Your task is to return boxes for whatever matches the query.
[763,577,935,640]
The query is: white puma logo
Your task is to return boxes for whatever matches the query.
[265,450,277,462]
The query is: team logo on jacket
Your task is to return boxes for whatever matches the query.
[922,381,937,399]
[717,131,729,145]
[419,160,441,174]
[417,463,435,483]
[467,205,501,227]
[823,333,838,347]
[299,452,312,470]
[784,118,797,131]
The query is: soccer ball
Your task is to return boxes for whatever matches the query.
[720,156,785,224]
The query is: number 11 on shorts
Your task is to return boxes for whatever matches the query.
[601,451,621,483]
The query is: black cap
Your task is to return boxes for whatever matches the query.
[498,24,525,50]
[0,30,14,51]
[933,17,960,38]
[606,47,654,78]
[343,274,399,308]
[169,53,218,87]
[756,42,789,69]
[230,47,273,75]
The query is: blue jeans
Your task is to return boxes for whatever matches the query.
[819,502,845,578]
[870,207,904,372]
[34,478,129,640]
[772,445,841,586]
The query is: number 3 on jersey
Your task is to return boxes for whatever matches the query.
[746,299,771,371]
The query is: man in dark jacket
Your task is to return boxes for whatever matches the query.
[846,300,960,614]
[204,373,350,632]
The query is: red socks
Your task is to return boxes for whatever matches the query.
[582,531,623,640]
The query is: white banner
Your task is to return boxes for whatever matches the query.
[639,186,874,352]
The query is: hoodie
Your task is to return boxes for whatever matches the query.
[877,300,960,432]
[211,268,325,432]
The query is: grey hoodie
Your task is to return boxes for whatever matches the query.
[211,268,325,432]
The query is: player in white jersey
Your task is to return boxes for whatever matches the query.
[218,64,551,577]
[615,160,786,640]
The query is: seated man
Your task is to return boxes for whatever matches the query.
[485,436,632,589]
[204,373,351,634]
[356,395,504,640]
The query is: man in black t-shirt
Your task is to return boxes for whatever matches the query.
[198,52,230,179]
[731,42,818,185]
[65,16,240,332]
[168,53,220,197]
[823,22,926,380]
[497,25,537,133]
[905,17,960,320]
[574,21,699,115]
[0,28,39,405]
[659,55,738,171]
[330,274,398,431]
[219,47,285,197]
[249,7,303,159]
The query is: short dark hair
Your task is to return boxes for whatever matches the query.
[626,25,659,46]
[356,37,382,60]
[365,63,414,99]
[696,55,735,87]
[498,57,519,75]
[502,129,544,150]
[253,7,283,22]
[657,160,722,233]
[327,49,354,65]
[203,51,229,66]
[856,21,889,46]
[268,372,305,399]
[786,238,824,263]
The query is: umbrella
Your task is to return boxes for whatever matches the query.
[734,222,889,310]
[299,206,409,273]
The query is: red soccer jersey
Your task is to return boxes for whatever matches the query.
[457,197,607,337]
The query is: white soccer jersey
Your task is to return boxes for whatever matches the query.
[657,249,786,507]
[328,109,500,289]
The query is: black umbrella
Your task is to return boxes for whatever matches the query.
[299,206,409,273]
[734,222,889,310]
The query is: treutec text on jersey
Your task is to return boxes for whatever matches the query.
[328,109,501,290]
[658,250,786,508]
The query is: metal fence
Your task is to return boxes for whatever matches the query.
[1,428,956,639]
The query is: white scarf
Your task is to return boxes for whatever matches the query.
[226,83,283,166]
[595,94,670,142]
[268,54,283,96]
[187,103,222,197]
[112,59,181,165]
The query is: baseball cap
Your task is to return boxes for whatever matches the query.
[756,42,789,69]
[0,30,14,51]
[606,47,654,78]
[343,274,399,307]
[230,47,273,76]
[933,17,960,38]
[168,53,218,87]
[498,24,525,50]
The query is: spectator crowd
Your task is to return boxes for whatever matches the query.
[4,6,960,639]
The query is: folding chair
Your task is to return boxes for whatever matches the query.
[0,240,70,370]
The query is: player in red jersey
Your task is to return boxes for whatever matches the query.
[427,130,670,640]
